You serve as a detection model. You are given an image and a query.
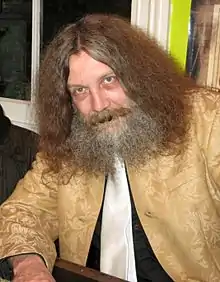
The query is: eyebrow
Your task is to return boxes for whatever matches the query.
[67,71,115,91]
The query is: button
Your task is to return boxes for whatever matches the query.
[134,223,140,230]
[145,211,154,218]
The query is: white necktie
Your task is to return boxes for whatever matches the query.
[100,158,137,282]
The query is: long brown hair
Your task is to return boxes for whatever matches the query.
[37,14,196,173]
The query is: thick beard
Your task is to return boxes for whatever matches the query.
[65,105,167,175]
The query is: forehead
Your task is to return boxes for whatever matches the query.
[68,51,113,84]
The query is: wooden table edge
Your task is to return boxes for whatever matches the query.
[55,258,126,282]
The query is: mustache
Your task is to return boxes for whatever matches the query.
[87,107,132,126]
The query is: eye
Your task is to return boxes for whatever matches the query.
[103,75,116,84]
[72,87,87,95]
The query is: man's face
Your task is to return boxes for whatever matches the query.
[67,51,130,133]
[64,52,185,175]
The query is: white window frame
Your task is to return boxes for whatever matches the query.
[0,0,170,132]
[0,0,42,132]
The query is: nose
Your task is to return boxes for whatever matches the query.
[91,88,110,112]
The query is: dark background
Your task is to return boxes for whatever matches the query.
[43,0,131,46]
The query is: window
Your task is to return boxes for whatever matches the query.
[0,0,32,100]
[186,0,220,90]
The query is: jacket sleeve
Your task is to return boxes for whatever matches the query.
[0,153,58,272]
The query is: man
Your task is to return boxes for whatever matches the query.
[0,14,220,282]
[0,105,39,204]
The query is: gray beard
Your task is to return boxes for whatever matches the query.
[66,106,165,175]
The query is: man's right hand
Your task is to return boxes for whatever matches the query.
[11,255,55,282]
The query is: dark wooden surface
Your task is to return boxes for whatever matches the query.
[52,259,126,282]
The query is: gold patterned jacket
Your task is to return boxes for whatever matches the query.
[1,90,220,282]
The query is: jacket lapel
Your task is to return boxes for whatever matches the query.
[60,171,105,266]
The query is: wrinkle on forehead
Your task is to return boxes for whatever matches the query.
[68,51,113,86]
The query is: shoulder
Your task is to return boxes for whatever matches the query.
[188,87,220,149]
[10,125,39,144]
[189,87,220,115]
[8,125,39,161]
